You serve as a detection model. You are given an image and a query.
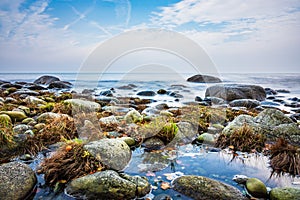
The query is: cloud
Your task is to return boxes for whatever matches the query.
[151,0,300,72]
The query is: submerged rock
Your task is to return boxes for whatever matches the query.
[205,84,266,101]
[137,91,156,96]
[0,162,36,200]
[245,178,268,198]
[65,170,150,200]
[84,139,131,171]
[172,175,247,200]
[187,74,222,83]
[270,187,300,200]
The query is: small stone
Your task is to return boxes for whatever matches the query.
[119,137,136,147]
[22,118,35,124]
[245,178,268,198]
[137,91,156,96]
[0,111,27,122]
[157,89,167,94]
[13,124,32,135]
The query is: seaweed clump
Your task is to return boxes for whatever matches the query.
[215,124,266,152]
[23,116,77,154]
[270,138,300,176]
[39,140,105,186]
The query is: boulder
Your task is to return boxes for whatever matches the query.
[0,111,27,122]
[205,84,266,101]
[84,139,131,171]
[270,187,300,200]
[222,109,300,144]
[48,81,72,89]
[187,74,222,83]
[245,178,268,198]
[65,170,150,200]
[172,175,247,200]
[0,162,36,200]
[33,75,60,85]
[229,99,260,109]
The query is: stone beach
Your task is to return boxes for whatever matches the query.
[0,74,300,199]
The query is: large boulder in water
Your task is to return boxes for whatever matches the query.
[0,162,37,200]
[33,75,60,85]
[172,175,247,200]
[187,74,222,83]
[65,170,151,200]
[84,138,131,171]
[205,84,266,101]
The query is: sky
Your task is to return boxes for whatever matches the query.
[0,0,299,73]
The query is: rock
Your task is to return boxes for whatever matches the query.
[48,81,72,89]
[255,108,293,126]
[276,89,290,93]
[34,123,46,131]
[172,175,246,200]
[99,90,113,96]
[195,96,203,102]
[117,84,137,90]
[124,109,143,123]
[0,162,36,200]
[36,112,69,123]
[160,110,173,117]
[22,118,35,124]
[79,120,102,141]
[167,122,198,146]
[204,97,226,105]
[1,83,23,89]
[18,105,31,115]
[118,137,136,147]
[261,101,281,108]
[84,139,131,171]
[142,107,160,116]
[24,83,47,90]
[272,123,300,145]
[4,97,18,104]
[13,124,32,135]
[197,133,215,144]
[137,91,156,96]
[65,170,151,200]
[64,99,101,112]
[99,115,119,124]
[24,96,47,105]
[265,88,278,95]
[0,111,27,122]
[232,174,249,184]
[143,137,165,150]
[168,91,184,98]
[0,114,12,126]
[245,178,268,198]
[205,84,266,101]
[187,74,222,83]
[10,90,39,96]
[34,75,60,85]
[157,89,167,94]
[270,187,300,200]
[229,99,260,109]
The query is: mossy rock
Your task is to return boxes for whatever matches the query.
[270,187,300,200]
[22,118,35,124]
[245,178,268,198]
[0,111,27,122]
[0,114,12,127]
[197,133,215,144]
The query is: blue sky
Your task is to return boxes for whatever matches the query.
[0,0,299,72]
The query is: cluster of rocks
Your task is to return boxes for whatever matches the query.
[1,74,300,199]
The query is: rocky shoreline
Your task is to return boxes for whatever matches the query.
[0,74,300,200]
